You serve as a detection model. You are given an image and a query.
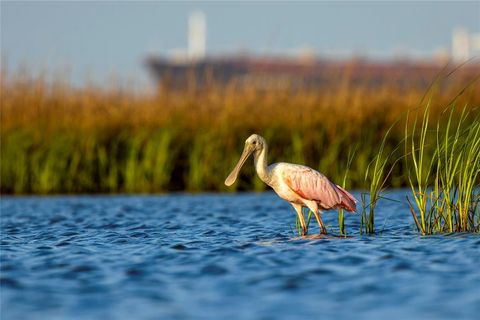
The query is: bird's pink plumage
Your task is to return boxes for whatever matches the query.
[283,167,356,212]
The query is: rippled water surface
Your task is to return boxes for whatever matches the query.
[1,191,479,319]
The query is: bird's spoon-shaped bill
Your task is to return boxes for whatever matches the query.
[225,144,253,186]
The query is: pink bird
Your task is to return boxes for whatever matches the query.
[225,134,357,235]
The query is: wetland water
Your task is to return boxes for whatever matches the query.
[1,191,479,319]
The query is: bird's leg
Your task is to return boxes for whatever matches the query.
[304,201,327,235]
[291,203,307,236]
[314,210,327,235]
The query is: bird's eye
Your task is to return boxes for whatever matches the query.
[252,141,256,145]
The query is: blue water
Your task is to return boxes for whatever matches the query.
[1,191,479,320]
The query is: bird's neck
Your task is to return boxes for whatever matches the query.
[254,146,270,183]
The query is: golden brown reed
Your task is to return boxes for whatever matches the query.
[1,65,479,194]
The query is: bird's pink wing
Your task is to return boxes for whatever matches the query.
[283,166,356,211]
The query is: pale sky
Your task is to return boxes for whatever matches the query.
[1,1,479,86]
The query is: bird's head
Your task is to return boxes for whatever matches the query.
[245,134,266,153]
[225,134,266,186]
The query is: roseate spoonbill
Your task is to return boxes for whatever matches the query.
[225,134,357,235]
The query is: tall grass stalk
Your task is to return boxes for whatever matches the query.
[455,115,480,231]
[360,125,399,234]
[405,102,435,234]
[338,147,356,236]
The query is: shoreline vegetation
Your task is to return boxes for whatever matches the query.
[2,64,478,193]
[1,61,479,234]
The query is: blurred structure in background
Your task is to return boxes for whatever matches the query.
[146,13,480,91]
[452,27,480,62]
[188,11,207,61]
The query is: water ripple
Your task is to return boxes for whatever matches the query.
[1,192,479,320]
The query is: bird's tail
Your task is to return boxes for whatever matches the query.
[336,185,357,212]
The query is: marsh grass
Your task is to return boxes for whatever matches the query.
[353,66,480,236]
[405,100,480,234]
[1,65,479,194]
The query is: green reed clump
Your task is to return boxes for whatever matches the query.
[405,99,480,234]
[0,128,178,193]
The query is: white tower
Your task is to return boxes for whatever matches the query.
[188,11,206,61]
[471,33,480,58]
[452,28,470,62]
